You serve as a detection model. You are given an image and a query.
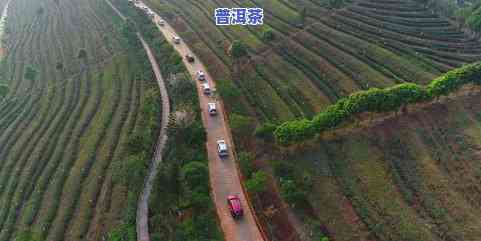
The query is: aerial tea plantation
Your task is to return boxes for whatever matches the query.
[0,0,161,240]
[144,0,481,240]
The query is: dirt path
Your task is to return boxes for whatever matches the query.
[103,1,171,241]
[134,1,265,241]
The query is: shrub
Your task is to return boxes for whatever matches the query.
[246,171,268,195]
[280,179,307,207]
[254,122,277,140]
[272,160,296,179]
[261,27,275,42]
[230,40,248,59]
[24,66,37,81]
[77,49,87,59]
[0,84,8,98]
[108,223,136,241]
[275,119,315,145]
[229,113,255,139]
[238,151,255,178]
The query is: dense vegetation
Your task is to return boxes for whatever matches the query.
[424,0,481,33]
[275,62,481,145]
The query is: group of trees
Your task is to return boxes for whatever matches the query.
[275,62,481,145]
[453,1,481,33]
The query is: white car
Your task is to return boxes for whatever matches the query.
[208,102,217,115]
[172,36,181,44]
[217,140,228,157]
[197,70,206,81]
[202,83,211,95]
[158,20,165,26]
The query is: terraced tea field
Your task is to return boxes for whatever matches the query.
[143,0,481,240]
[293,89,481,241]
[146,0,481,123]
[0,0,161,240]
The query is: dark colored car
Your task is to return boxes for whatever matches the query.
[186,54,195,63]
[227,195,243,219]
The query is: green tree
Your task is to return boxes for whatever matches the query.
[246,171,268,195]
[123,155,147,189]
[182,161,209,191]
[280,179,307,207]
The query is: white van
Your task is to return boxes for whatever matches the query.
[217,140,228,157]
[208,103,217,115]
[197,70,206,81]
[172,36,181,44]
[202,83,211,95]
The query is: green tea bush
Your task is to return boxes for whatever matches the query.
[0,84,8,98]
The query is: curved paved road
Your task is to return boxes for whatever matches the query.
[133,1,265,241]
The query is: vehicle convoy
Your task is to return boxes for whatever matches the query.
[227,195,244,219]
[217,140,228,157]
[129,3,265,241]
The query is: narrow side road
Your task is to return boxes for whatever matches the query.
[0,0,11,59]
[136,35,171,241]
[134,1,265,241]
[104,1,171,241]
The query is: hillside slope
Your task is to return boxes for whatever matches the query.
[291,89,481,241]
[143,0,481,241]
[0,0,161,240]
